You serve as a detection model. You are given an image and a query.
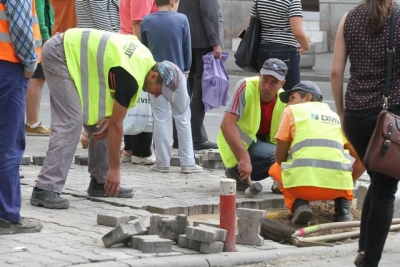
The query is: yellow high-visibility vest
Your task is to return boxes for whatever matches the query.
[281,102,353,190]
[63,28,155,125]
[217,76,285,168]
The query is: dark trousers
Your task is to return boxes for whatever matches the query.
[124,132,153,157]
[257,42,300,91]
[344,107,400,267]
[186,47,213,144]
[0,61,28,223]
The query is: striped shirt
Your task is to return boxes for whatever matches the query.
[250,0,302,47]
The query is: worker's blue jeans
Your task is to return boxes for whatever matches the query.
[0,61,28,223]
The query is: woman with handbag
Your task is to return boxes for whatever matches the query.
[331,0,400,266]
[251,0,310,91]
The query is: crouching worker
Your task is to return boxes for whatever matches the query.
[269,81,365,225]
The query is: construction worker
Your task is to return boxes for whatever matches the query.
[269,81,365,225]
[29,28,175,209]
[218,58,287,191]
[0,0,43,234]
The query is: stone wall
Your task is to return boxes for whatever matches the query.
[319,0,358,52]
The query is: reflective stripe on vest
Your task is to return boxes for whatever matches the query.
[79,30,113,124]
[63,29,156,125]
[0,1,42,63]
[217,77,285,168]
[281,102,353,190]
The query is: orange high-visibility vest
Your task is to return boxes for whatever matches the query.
[0,0,42,63]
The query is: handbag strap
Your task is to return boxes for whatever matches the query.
[383,5,398,108]
[254,0,259,17]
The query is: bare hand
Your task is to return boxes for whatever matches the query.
[105,169,120,197]
[237,159,252,181]
[92,118,109,140]
[213,45,222,59]
[24,70,35,78]
[297,46,308,55]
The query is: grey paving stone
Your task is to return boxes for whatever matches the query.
[186,225,227,243]
[236,208,266,246]
[102,220,147,248]
[149,214,188,241]
[20,155,31,165]
[193,220,220,228]
[97,214,139,227]
[142,238,173,253]
[199,241,224,254]
[32,155,45,165]
[205,150,222,161]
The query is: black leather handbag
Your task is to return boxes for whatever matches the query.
[234,0,261,73]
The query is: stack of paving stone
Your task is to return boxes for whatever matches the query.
[170,149,225,170]
[100,214,189,253]
[178,224,227,254]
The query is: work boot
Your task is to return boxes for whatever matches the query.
[87,178,134,198]
[30,187,70,209]
[291,199,312,225]
[225,167,248,191]
[0,218,42,235]
[334,198,353,222]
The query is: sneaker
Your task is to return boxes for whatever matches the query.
[26,122,51,136]
[30,187,70,209]
[181,164,203,174]
[131,154,156,165]
[0,218,42,235]
[120,151,132,163]
[291,199,312,225]
[151,165,170,173]
[271,180,282,194]
[193,140,218,150]
[354,252,364,267]
[225,168,248,191]
[87,178,134,198]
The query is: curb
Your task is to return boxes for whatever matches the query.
[114,245,349,267]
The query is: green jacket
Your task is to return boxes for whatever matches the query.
[35,0,55,41]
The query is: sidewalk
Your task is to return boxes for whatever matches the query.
[0,135,374,266]
[224,50,350,83]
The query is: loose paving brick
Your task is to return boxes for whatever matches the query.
[97,214,139,227]
[186,225,226,243]
[199,241,224,254]
[102,219,147,248]
[236,208,266,246]
[20,155,31,165]
[357,184,369,210]
[177,235,201,251]
[149,214,188,241]
[32,155,45,165]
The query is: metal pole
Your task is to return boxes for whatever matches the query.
[220,178,236,252]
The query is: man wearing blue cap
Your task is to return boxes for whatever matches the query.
[269,81,364,225]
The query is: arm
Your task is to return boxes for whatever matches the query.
[199,0,222,58]
[220,112,252,180]
[132,21,141,40]
[290,16,310,53]
[6,0,38,76]
[104,100,127,197]
[344,142,365,181]
[331,13,348,123]
[35,0,51,41]
[183,17,192,74]
[275,140,291,164]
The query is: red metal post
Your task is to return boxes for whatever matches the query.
[220,178,236,252]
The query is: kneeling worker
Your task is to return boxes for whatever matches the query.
[269,81,365,225]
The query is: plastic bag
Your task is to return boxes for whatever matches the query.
[201,52,230,112]
[123,91,153,135]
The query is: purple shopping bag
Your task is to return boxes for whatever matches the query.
[202,52,230,112]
